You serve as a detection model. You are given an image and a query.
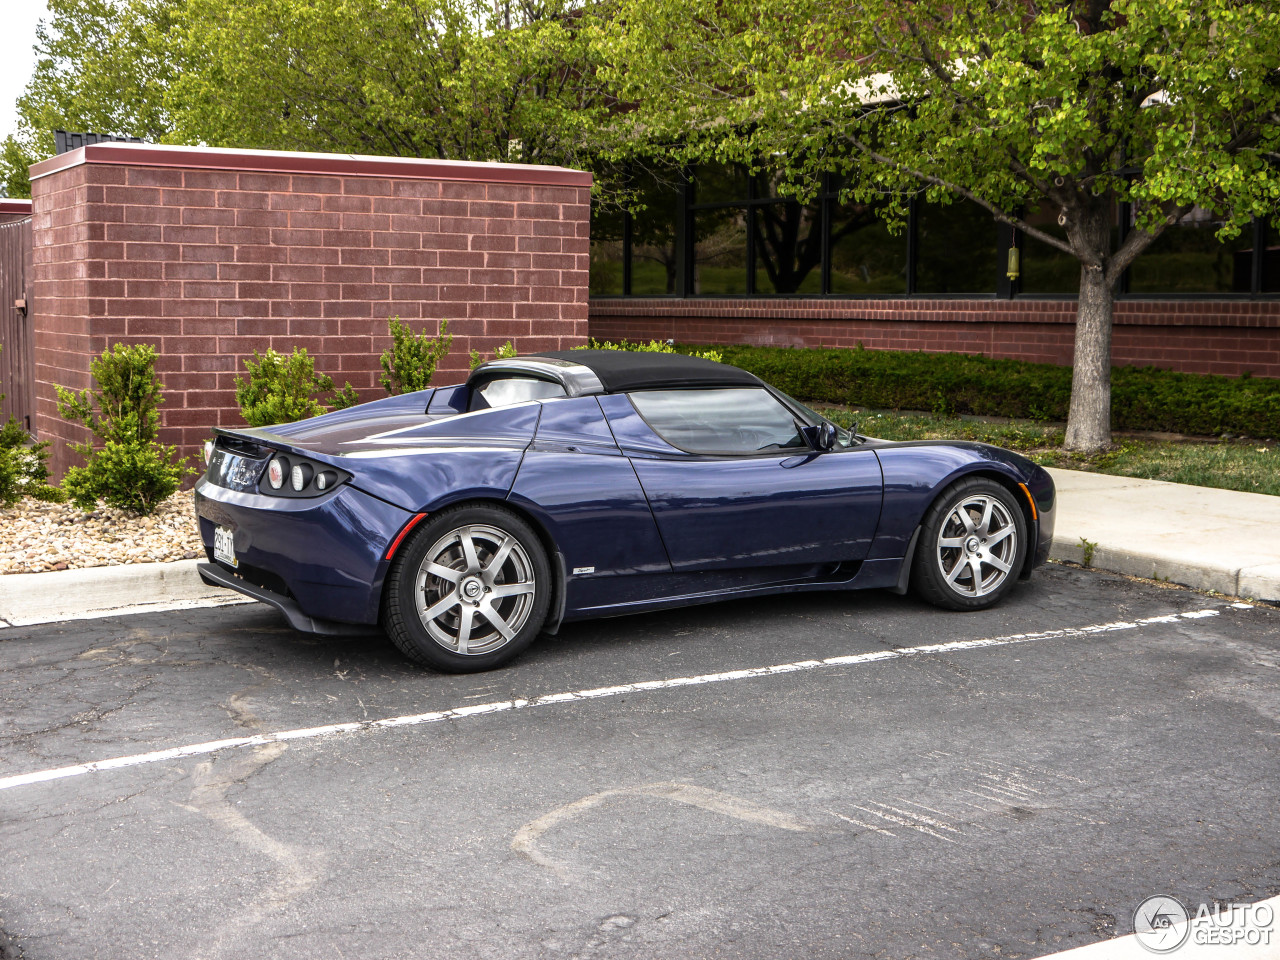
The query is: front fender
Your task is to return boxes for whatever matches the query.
[866,442,1042,561]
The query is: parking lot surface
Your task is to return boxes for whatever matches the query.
[1,563,1278,959]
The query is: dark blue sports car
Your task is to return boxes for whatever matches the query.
[195,350,1055,671]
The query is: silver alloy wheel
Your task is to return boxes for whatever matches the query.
[934,494,1019,598]
[413,523,537,655]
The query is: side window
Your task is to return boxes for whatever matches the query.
[469,377,567,411]
[629,388,807,455]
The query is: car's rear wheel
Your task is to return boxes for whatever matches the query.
[383,504,551,672]
[912,477,1027,611]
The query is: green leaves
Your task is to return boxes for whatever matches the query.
[596,0,1280,245]
[234,347,355,426]
[55,342,165,445]
[54,342,188,515]
[16,0,610,173]
[380,317,454,395]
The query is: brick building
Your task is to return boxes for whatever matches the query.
[587,166,1280,378]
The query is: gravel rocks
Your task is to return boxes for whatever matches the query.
[0,495,204,574]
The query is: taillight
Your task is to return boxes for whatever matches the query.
[268,457,287,489]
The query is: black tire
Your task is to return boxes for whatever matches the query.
[382,503,552,672]
[912,476,1028,611]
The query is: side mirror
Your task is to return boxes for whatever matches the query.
[804,421,838,452]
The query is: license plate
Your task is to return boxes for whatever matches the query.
[213,526,238,568]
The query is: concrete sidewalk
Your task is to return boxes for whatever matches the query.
[0,468,1276,629]
[1047,467,1280,602]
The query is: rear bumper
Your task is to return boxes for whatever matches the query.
[194,477,415,626]
[197,563,376,635]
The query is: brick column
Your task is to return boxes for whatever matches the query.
[29,143,591,478]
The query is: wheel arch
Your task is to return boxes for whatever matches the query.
[885,460,1039,595]
[374,494,567,635]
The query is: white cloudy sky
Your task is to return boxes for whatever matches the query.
[1,0,49,139]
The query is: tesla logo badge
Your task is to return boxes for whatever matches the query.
[572,566,595,575]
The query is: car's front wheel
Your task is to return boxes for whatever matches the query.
[383,504,551,671]
[912,477,1028,611]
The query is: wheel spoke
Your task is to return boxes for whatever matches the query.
[986,526,1014,547]
[986,554,1012,574]
[968,556,985,589]
[489,581,534,599]
[422,590,460,621]
[458,529,481,572]
[424,561,463,583]
[482,535,515,580]
[939,536,966,549]
[945,555,967,584]
[977,499,995,537]
[953,508,976,535]
[480,601,516,641]
[456,605,474,654]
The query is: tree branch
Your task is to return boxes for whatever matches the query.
[842,134,1086,262]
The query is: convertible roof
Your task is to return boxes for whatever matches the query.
[517,349,760,394]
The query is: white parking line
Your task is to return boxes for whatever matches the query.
[0,607,1237,795]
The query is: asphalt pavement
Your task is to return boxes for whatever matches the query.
[1,563,1278,959]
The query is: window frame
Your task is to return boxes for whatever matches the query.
[588,162,1280,303]
[624,384,858,458]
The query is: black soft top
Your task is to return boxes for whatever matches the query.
[525,349,760,394]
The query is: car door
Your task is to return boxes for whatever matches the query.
[597,388,883,573]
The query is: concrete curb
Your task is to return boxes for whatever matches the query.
[1044,467,1280,603]
[1048,537,1280,600]
[0,560,243,628]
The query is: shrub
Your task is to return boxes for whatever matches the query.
[584,338,724,363]
[0,348,64,506]
[235,347,358,426]
[381,317,453,394]
[469,339,518,369]
[55,343,189,514]
[61,440,185,514]
[682,343,1280,439]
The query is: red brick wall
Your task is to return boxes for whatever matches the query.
[30,144,590,477]
[589,298,1280,378]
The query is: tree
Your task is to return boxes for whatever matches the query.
[594,0,1280,452]
[1,0,183,197]
[9,0,609,176]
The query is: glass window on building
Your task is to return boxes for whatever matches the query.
[630,168,681,296]
[589,202,625,296]
[693,162,750,204]
[694,207,748,295]
[753,202,823,294]
[1128,206,1254,294]
[915,199,999,294]
[1018,201,1083,295]
[829,198,907,295]
[1263,221,1280,294]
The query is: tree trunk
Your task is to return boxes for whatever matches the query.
[1063,263,1114,453]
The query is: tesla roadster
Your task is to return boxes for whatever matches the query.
[195,350,1055,671]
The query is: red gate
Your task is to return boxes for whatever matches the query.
[0,217,33,433]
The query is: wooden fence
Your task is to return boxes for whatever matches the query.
[0,217,33,432]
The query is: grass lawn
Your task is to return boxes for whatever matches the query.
[819,408,1280,497]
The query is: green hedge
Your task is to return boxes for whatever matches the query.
[678,343,1280,438]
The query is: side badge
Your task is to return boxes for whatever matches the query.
[572,566,595,576]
